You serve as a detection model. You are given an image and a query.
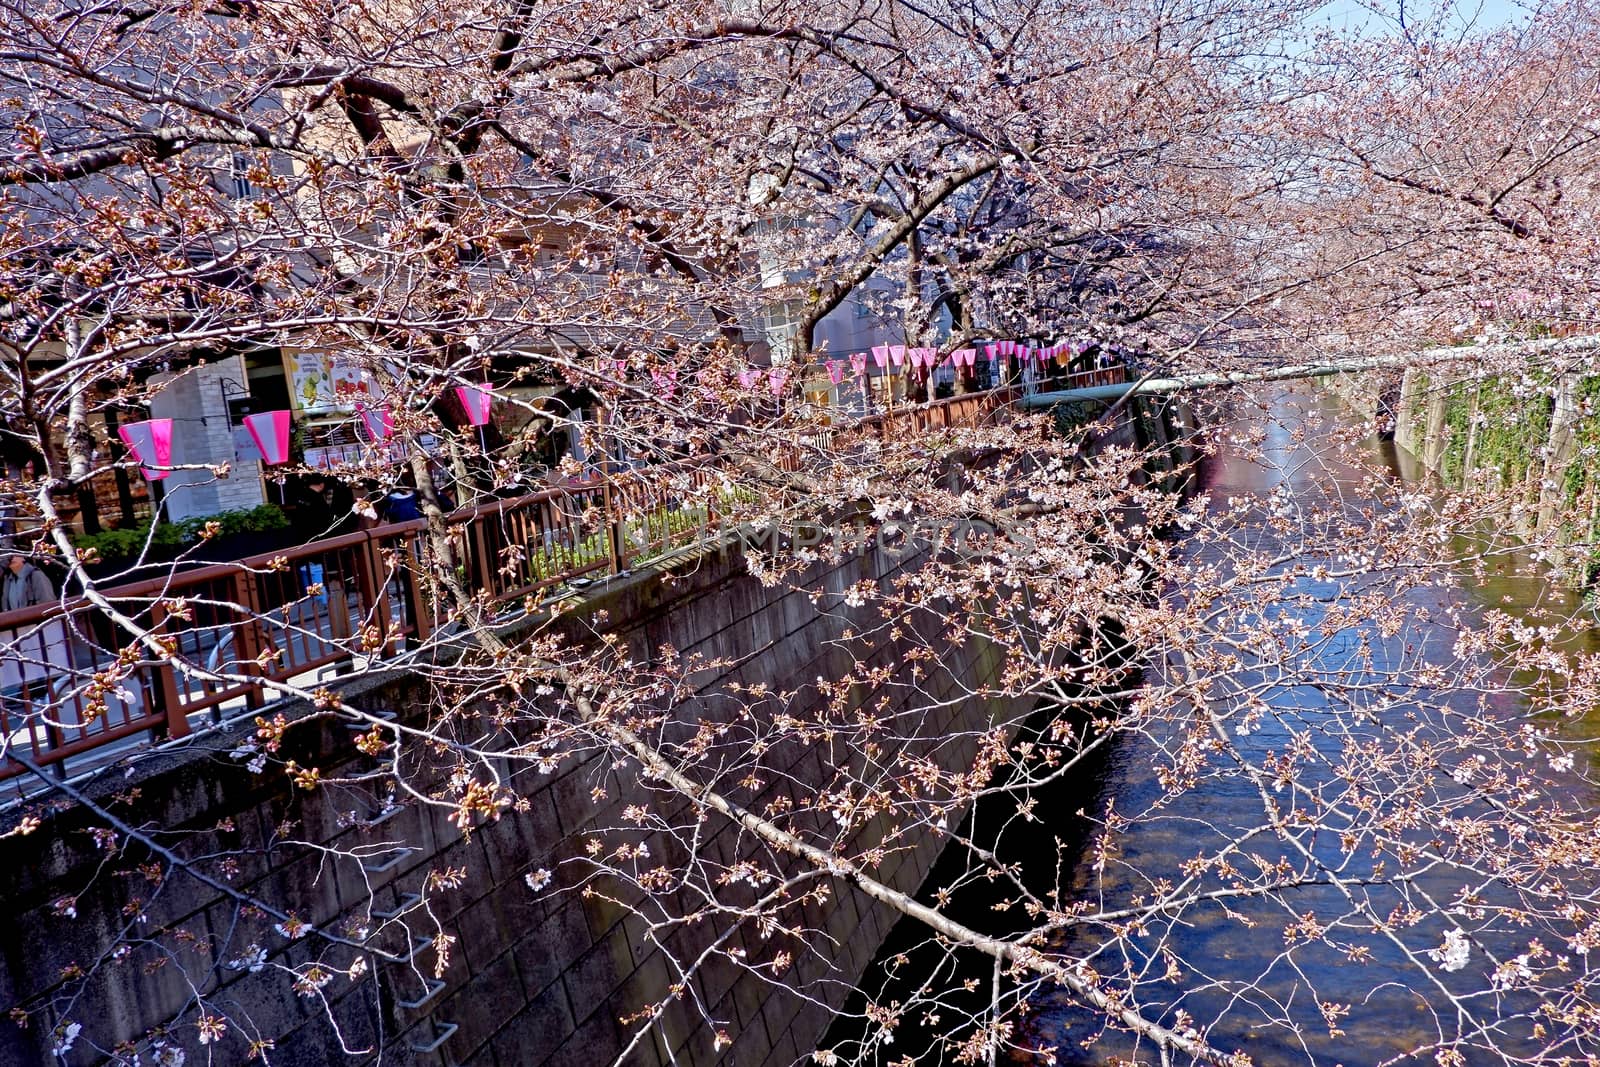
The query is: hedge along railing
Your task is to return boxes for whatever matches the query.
[0,381,1051,784]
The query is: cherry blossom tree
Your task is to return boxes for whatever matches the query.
[2,0,1600,1064]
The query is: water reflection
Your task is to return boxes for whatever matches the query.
[1020,384,1600,1065]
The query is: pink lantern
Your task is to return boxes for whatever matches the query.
[117,418,174,481]
[956,348,976,368]
[850,352,868,377]
[651,367,678,399]
[738,367,761,389]
[985,343,999,362]
[244,410,293,466]
[455,383,493,426]
[768,368,791,395]
[358,404,394,443]
[871,344,890,368]
[889,344,906,367]
[826,360,846,385]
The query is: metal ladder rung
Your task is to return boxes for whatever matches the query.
[372,891,422,921]
[397,977,447,1010]
[362,847,417,873]
[343,709,398,730]
[363,803,405,828]
[411,1020,458,1054]
[402,934,434,963]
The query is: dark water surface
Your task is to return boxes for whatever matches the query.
[827,385,1600,1066]
[1016,387,1600,1065]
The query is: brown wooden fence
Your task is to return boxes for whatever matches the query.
[0,377,1116,782]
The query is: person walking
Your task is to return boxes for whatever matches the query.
[377,481,424,523]
[3,553,52,612]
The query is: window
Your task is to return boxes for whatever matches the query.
[229,154,252,200]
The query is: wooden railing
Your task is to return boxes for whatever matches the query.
[0,375,1106,783]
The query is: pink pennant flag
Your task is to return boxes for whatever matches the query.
[244,410,293,466]
[118,418,173,481]
[358,404,393,443]
[827,360,846,385]
[871,344,890,368]
[738,367,761,389]
[768,368,791,395]
[456,383,493,426]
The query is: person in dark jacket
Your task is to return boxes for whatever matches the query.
[292,474,357,541]
[377,483,424,524]
[2,554,53,612]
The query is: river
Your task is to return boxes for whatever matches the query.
[827,383,1600,1066]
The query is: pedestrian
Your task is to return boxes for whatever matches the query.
[377,481,423,524]
[292,473,357,541]
[2,553,53,612]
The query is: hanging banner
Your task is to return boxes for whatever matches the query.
[118,419,173,481]
[456,383,494,426]
[358,404,394,443]
[283,351,376,416]
[243,410,293,466]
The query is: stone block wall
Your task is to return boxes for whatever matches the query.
[149,353,267,522]
[0,533,1022,1067]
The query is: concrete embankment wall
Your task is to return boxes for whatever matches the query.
[0,397,1199,1067]
[0,535,1025,1067]
[1340,368,1600,586]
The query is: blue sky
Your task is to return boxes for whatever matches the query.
[1311,0,1529,34]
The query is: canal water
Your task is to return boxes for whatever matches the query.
[827,383,1600,1065]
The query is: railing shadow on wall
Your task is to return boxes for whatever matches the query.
[0,371,1124,785]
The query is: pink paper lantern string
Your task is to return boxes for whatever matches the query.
[768,368,791,395]
[985,343,999,361]
[889,345,906,367]
[738,368,761,389]
[826,360,846,385]
[358,404,394,443]
[456,383,493,427]
[651,367,678,399]
[117,418,173,481]
[850,352,868,377]
[244,410,293,466]
[871,344,890,368]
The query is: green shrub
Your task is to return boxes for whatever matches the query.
[73,504,289,563]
